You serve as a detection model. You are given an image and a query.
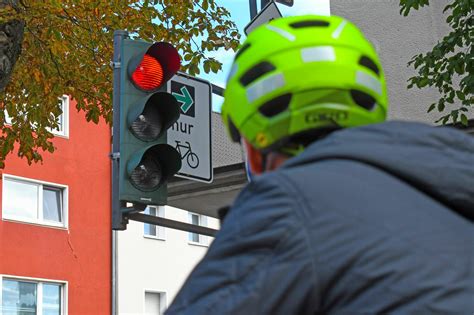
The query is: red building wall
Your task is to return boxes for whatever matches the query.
[0,98,111,314]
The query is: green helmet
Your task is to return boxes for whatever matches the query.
[222,15,388,154]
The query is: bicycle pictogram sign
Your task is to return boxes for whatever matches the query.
[175,141,199,169]
[167,73,212,183]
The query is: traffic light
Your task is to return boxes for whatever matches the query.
[118,39,182,209]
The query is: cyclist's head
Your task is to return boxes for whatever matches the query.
[222,15,388,158]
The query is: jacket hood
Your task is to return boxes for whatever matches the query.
[284,121,474,222]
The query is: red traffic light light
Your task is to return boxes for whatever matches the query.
[128,42,181,92]
[131,55,164,91]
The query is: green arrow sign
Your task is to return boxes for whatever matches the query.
[172,86,194,113]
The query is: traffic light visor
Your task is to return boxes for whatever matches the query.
[128,92,180,142]
[127,144,182,192]
[128,42,181,92]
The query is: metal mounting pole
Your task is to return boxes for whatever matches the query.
[127,213,218,237]
[111,30,129,231]
[249,0,258,19]
[111,29,128,315]
[211,83,225,97]
[261,0,271,8]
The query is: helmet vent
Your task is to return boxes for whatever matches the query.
[227,117,241,142]
[259,93,292,117]
[359,56,380,76]
[350,90,376,110]
[235,43,251,60]
[289,20,330,28]
[240,62,276,87]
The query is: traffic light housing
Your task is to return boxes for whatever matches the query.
[118,40,182,208]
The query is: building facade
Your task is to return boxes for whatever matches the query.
[0,96,112,314]
[116,207,219,314]
[0,95,221,315]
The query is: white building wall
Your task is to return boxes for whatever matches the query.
[117,206,219,314]
[330,0,470,123]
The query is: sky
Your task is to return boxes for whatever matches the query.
[198,0,331,112]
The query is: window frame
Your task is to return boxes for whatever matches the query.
[0,274,68,315]
[2,174,69,229]
[49,95,70,138]
[4,95,69,138]
[187,212,208,247]
[143,290,167,315]
[143,206,166,240]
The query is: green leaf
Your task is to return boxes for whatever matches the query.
[451,110,459,123]
[210,61,221,73]
[203,60,211,73]
[454,62,464,75]
[437,101,445,112]
[456,90,466,101]
[53,30,62,40]
[427,103,436,113]
[417,78,429,88]
[460,114,468,126]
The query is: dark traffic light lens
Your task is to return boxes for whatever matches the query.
[130,156,163,191]
[130,112,163,141]
[131,54,164,91]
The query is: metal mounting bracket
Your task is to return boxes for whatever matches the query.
[110,152,120,160]
[110,61,121,69]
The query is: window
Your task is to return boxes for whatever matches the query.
[2,175,68,228]
[0,276,65,315]
[50,95,69,137]
[144,206,165,240]
[188,212,208,245]
[144,291,166,315]
[4,95,69,137]
[3,110,11,125]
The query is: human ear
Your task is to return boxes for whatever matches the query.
[243,139,264,175]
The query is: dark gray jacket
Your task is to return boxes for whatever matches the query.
[166,122,474,315]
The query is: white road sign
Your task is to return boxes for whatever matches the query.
[167,73,213,183]
[245,1,282,35]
